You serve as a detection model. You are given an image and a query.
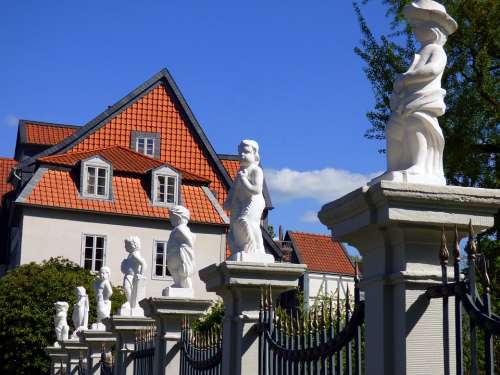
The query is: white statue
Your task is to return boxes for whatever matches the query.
[53,301,70,346]
[91,266,113,330]
[71,286,89,338]
[118,236,147,316]
[373,0,457,186]
[163,205,196,297]
[224,140,274,263]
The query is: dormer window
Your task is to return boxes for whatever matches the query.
[130,131,160,159]
[81,156,112,200]
[151,166,179,206]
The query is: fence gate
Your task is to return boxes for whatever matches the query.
[179,317,222,374]
[426,223,500,375]
[258,266,364,375]
[130,324,156,375]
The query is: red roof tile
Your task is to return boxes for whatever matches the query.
[25,122,77,145]
[0,158,16,208]
[22,169,224,225]
[67,84,228,204]
[288,231,355,275]
[220,158,240,181]
[38,146,209,183]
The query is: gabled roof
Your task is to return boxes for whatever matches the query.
[37,145,209,183]
[19,120,79,146]
[16,69,233,189]
[286,231,355,275]
[0,158,16,208]
[16,168,227,225]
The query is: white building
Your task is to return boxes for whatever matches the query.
[0,69,282,299]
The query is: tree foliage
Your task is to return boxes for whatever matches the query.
[0,257,125,375]
[354,0,499,187]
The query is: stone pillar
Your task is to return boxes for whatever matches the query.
[46,345,67,375]
[61,339,88,375]
[140,297,212,375]
[199,261,306,375]
[108,315,154,375]
[82,331,116,375]
[319,181,500,375]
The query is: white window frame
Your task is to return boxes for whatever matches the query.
[152,240,172,280]
[81,234,107,273]
[136,137,155,157]
[81,157,112,200]
[151,166,179,207]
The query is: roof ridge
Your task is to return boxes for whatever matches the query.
[288,230,332,237]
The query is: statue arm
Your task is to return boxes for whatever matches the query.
[104,281,113,299]
[238,168,263,195]
[401,47,447,84]
[177,226,195,248]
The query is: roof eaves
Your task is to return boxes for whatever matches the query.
[286,231,306,265]
[15,167,48,204]
[201,186,229,224]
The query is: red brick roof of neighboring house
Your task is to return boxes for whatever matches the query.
[220,157,240,181]
[38,146,210,183]
[287,231,355,275]
[24,122,78,145]
[65,84,229,206]
[20,169,225,225]
[0,158,16,208]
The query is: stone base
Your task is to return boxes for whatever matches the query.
[369,170,446,186]
[229,251,275,263]
[90,322,106,331]
[162,286,194,297]
[118,305,144,317]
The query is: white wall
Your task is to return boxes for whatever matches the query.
[19,207,226,300]
[304,271,355,307]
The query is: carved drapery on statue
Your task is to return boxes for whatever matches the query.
[71,286,89,338]
[372,0,457,186]
[53,301,70,345]
[224,139,274,263]
[91,266,113,330]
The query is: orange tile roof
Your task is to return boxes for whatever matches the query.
[288,231,355,275]
[220,158,239,181]
[22,169,225,225]
[25,122,77,145]
[0,158,16,208]
[38,146,209,183]
[67,84,228,205]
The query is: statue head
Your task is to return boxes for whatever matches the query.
[404,0,457,45]
[238,139,260,167]
[99,266,111,280]
[168,205,190,226]
[54,301,69,313]
[125,236,141,253]
[75,286,87,298]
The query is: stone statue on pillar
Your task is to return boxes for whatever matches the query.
[162,205,196,297]
[372,0,457,186]
[71,286,89,338]
[91,266,113,330]
[118,236,147,316]
[53,301,70,345]
[224,139,274,263]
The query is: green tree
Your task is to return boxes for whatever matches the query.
[0,257,125,375]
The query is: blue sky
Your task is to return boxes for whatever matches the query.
[0,1,391,237]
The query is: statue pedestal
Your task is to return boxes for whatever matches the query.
[199,261,306,375]
[162,286,194,298]
[45,345,67,375]
[228,251,275,263]
[82,330,116,375]
[61,338,87,375]
[140,297,212,375]
[108,315,154,375]
[319,181,500,375]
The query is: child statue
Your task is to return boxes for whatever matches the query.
[118,236,147,316]
[71,286,89,338]
[91,266,113,330]
[53,301,70,346]
[373,0,457,186]
[224,139,274,263]
[162,205,196,297]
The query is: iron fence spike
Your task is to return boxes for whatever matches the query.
[439,225,449,265]
[466,219,477,258]
[453,225,461,261]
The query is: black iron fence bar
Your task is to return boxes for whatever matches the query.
[354,263,361,375]
[466,222,479,375]
[480,255,494,375]
[439,228,450,375]
[452,226,463,375]
[335,293,342,375]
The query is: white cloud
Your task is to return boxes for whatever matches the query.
[300,210,319,223]
[264,167,381,204]
[4,115,19,127]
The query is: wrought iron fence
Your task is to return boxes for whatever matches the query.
[77,352,87,375]
[100,344,114,375]
[131,324,156,375]
[258,265,364,375]
[179,316,223,374]
[426,222,500,375]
